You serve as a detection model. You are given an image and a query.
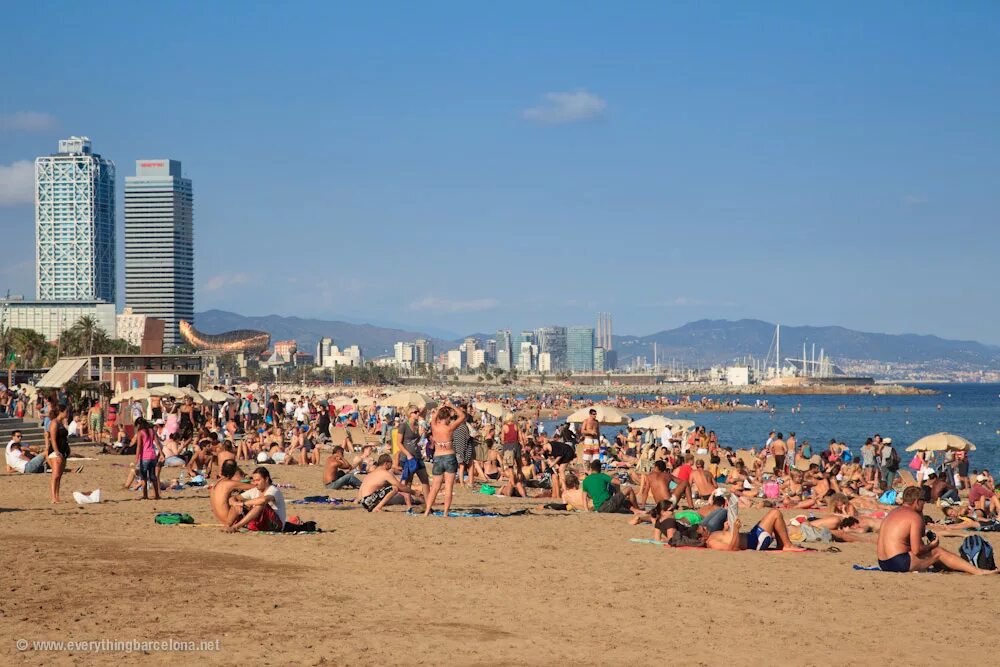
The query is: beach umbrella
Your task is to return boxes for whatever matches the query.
[629,415,674,431]
[905,432,976,452]
[149,384,183,397]
[474,401,511,419]
[328,395,357,408]
[112,387,153,403]
[382,391,437,409]
[670,418,696,432]
[566,405,630,425]
[201,389,236,403]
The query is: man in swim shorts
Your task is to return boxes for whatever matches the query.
[580,409,600,463]
[706,508,796,551]
[226,467,287,533]
[357,454,411,511]
[876,486,996,574]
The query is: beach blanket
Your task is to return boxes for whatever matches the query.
[629,538,811,552]
[291,495,345,505]
[408,509,530,518]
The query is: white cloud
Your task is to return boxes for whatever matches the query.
[203,272,252,292]
[522,90,607,125]
[408,296,499,312]
[0,111,57,132]
[0,160,35,205]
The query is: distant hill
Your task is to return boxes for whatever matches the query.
[193,310,449,358]
[613,319,1000,369]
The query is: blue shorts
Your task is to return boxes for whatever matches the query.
[432,454,458,476]
[745,524,774,550]
[139,459,158,482]
[878,553,911,572]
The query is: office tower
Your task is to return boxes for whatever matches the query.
[124,159,193,348]
[36,137,116,302]
[566,326,595,372]
[535,326,567,371]
[495,329,512,370]
[511,330,534,369]
[596,312,614,351]
[593,347,606,372]
[485,339,497,364]
[394,341,415,366]
[317,337,333,365]
[414,339,433,364]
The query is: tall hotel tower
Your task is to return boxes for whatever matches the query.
[124,160,193,348]
[35,137,116,302]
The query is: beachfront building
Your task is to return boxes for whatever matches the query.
[469,349,486,369]
[462,337,478,358]
[35,137,116,303]
[446,349,465,370]
[535,326,567,371]
[485,339,497,365]
[512,330,534,369]
[124,160,194,349]
[538,352,552,373]
[516,341,536,372]
[414,339,433,364]
[593,346,606,372]
[495,329,512,370]
[0,298,117,342]
[273,340,297,363]
[394,341,415,369]
[566,326,595,372]
[316,337,333,364]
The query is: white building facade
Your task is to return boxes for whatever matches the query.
[35,137,116,303]
[1,299,117,343]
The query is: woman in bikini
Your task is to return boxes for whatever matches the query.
[45,404,70,503]
[422,403,466,517]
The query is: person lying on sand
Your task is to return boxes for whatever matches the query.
[876,486,997,575]
[706,508,798,551]
[358,454,414,512]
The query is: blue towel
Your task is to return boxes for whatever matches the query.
[853,564,882,571]
[291,496,344,505]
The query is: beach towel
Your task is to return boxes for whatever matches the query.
[852,564,882,571]
[878,490,897,505]
[155,513,195,525]
[291,495,344,505]
[408,509,530,518]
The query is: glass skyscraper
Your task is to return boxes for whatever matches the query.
[566,326,595,372]
[35,137,116,302]
[124,160,194,348]
[495,329,512,370]
[535,326,567,371]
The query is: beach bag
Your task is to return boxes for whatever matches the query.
[908,455,923,471]
[154,513,194,525]
[959,535,996,570]
[763,481,780,499]
[799,524,833,543]
[878,490,897,505]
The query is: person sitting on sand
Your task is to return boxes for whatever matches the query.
[324,446,362,490]
[560,472,591,510]
[876,486,996,574]
[581,460,642,515]
[667,455,696,510]
[639,460,673,506]
[690,459,717,499]
[225,466,287,533]
[214,440,236,478]
[357,454,412,512]
[5,431,46,473]
[211,459,253,526]
[706,508,797,551]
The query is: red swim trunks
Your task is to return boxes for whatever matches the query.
[247,505,282,532]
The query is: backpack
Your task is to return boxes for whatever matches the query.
[959,535,996,571]
[886,447,900,472]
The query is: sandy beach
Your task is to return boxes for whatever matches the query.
[2,452,996,667]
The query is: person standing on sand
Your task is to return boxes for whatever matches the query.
[134,418,161,500]
[45,405,69,503]
[771,433,787,475]
[422,402,467,517]
[876,486,996,574]
[580,409,600,463]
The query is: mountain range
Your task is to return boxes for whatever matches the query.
[193,310,1000,370]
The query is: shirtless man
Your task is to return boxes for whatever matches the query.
[640,460,673,506]
[580,409,600,463]
[422,403,467,517]
[215,440,236,478]
[210,459,252,526]
[706,508,797,551]
[357,454,411,511]
[690,460,717,498]
[324,445,362,490]
[876,486,996,574]
[560,472,591,510]
[771,433,787,475]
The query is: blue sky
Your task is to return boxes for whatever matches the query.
[1,2,998,342]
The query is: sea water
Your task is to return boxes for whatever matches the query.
[538,383,1000,473]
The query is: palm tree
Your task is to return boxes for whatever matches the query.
[10,328,48,366]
